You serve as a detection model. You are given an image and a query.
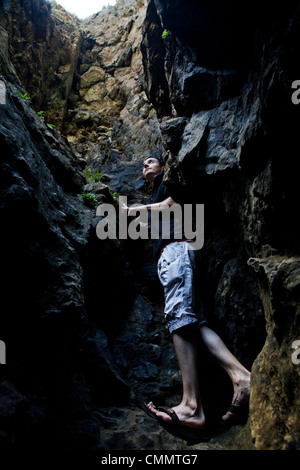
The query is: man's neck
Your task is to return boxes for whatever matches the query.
[148,170,164,187]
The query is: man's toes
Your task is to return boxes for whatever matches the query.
[147,402,157,413]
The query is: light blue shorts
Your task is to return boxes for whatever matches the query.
[157,241,207,334]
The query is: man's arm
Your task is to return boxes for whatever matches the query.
[122,196,176,217]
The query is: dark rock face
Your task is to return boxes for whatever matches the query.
[0,74,129,450]
[0,0,300,451]
[142,0,300,450]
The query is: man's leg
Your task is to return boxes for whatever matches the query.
[147,324,251,425]
[199,326,251,421]
[147,326,206,430]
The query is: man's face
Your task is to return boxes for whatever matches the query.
[142,157,164,183]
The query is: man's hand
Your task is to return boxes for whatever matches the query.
[121,201,148,217]
[121,201,130,214]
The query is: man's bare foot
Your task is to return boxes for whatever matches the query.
[146,401,206,430]
[222,375,251,422]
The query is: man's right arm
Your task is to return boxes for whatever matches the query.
[122,197,176,217]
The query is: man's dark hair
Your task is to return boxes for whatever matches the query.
[143,148,165,167]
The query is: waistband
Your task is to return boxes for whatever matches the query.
[158,239,189,260]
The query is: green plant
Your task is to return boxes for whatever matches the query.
[162,29,169,39]
[81,192,98,207]
[112,191,119,199]
[83,166,102,184]
[37,110,55,128]
[18,90,31,100]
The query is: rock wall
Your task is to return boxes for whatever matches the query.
[143,0,300,450]
[0,0,300,451]
[0,0,83,130]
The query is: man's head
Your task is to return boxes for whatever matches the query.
[142,155,165,185]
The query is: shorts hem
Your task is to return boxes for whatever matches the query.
[168,317,208,334]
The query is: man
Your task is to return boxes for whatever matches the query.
[122,154,251,441]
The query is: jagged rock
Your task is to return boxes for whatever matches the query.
[160,117,188,155]
[80,65,106,89]
[0,73,129,450]
[179,112,211,161]
[144,0,300,450]
[248,256,300,449]
[0,25,19,81]
[1,0,83,132]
